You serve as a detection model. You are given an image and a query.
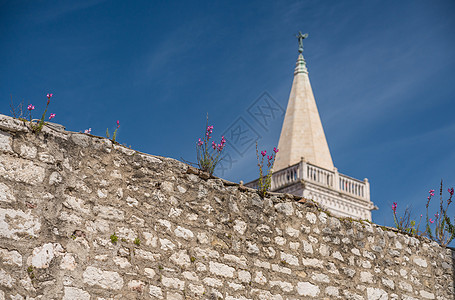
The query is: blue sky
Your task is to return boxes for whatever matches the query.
[1,0,455,230]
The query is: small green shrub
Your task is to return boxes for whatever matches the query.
[425,181,455,246]
[110,233,118,244]
[27,266,35,279]
[106,120,120,142]
[195,116,226,175]
[392,203,421,236]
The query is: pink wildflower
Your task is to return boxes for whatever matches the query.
[49,113,56,120]
[197,138,203,146]
[212,141,216,150]
[46,93,53,105]
[392,202,397,213]
[448,188,454,196]
[435,213,439,219]
[261,150,266,157]
[84,128,92,134]
[429,218,434,224]
[116,120,120,128]
[216,136,226,151]
[206,125,213,139]
[429,189,435,196]
[27,104,35,111]
[273,147,279,153]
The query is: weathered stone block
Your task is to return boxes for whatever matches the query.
[83,266,123,290]
[0,183,15,203]
[0,248,22,266]
[297,282,320,297]
[29,243,64,268]
[63,287,90,300]
[275,202,294,216]
[0,131,13,154]
[170,250,190,267]
[0,154,45,185]
[0,208,41,240]
[0,269,15,288]
[366,287,388,300]
[209,261,235,278]
[149,285,163,299]
[162,276,185,290]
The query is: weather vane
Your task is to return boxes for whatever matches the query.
[296,31,309,54]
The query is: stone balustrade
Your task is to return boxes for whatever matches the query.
[246,160,370,202]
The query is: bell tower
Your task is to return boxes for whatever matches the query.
[246,33,377,221]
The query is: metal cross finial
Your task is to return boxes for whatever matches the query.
[296,31,309,53]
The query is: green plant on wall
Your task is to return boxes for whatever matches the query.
[106,120,120,142]
[194,115,226,175]
[255,142,278,197]
[110,232,118,244]
[425,181,455,247]
[13,93,57,133]
[391,203,421,236]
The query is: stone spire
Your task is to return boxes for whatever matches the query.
[274,39,334,171]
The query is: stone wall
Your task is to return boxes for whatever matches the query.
[0,114,453,300]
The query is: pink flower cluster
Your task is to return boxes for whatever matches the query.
[84,128,92,134]
[392,202,397,213]
[429,211,445,224]
[260,147,279,168]
[49,113,56,120]
[116,120,120,128]
[261,147,279,158]
[448,187,454,205]
[206,125,213,139]
[197,125,226,152]
[427,189,435,203]
[27,104,35,111]
[211,136,226,152]
[46,93,53,105]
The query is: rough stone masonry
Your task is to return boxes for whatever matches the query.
[0,113,453,299]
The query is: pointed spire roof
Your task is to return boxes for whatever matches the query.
[274,48,334,171]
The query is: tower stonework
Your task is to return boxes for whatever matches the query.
[247,37,376,221]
